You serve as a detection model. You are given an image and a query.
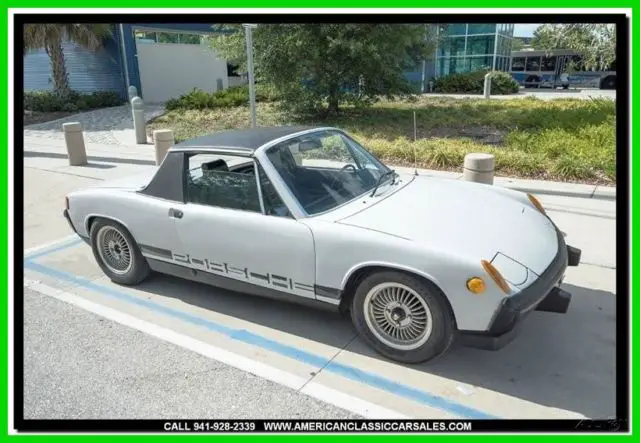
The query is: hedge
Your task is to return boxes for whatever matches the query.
[433,70,519,95]
[24,90,124,113]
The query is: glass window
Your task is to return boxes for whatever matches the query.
[257,165,291,217]
[526,56,541,71]
[511,57,525,71]
[179,33,201,44]
[157,32,179,44]
[467,35,495,56]
[468,56,492,72]
[570,55,585,71]
[134,31,157,43]
[541,56,556,71]
[468,24,496,34]
[265,130,390,215]
[445,23,467,35]
[439,36,465,57]
[185,155,262,213]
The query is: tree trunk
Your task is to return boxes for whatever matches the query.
[46,38,70,99]
[327,87,340,115]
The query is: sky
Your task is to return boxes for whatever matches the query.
[513,24,541,37]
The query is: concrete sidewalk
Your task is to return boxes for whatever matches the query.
[24,135,616,201]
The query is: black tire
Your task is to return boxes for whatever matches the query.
[601,76,616,90]
[90,218,150,285]
[562,84,569,90]
[350,271,456,364]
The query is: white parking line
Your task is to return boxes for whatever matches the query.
[24,278,409,420]
[24,234,80,256]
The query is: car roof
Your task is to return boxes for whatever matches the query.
[172,126,316,155]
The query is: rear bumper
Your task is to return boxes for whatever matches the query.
[63,209,90,243]
[63,209,78,234]
[459,229,581,351]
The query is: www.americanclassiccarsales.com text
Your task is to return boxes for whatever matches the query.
[162,420,473,433]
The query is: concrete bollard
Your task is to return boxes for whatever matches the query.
[153,129,174,165]
[131,96,147,144]
[483,72,493,99]
[463,153,495,185]
[127,85,138,104]
[62,122,87,166]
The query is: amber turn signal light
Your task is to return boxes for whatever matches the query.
[527,193,546,215]
[481,260,511,295]
[466,277,486,294]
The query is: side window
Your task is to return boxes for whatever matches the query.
[511,57,525,71]
[185,154,262,213]
[257,164,292,218]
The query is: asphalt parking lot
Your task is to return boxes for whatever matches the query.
[22,154,617,421]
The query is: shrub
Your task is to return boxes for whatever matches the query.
[165,84,280,111]
[433,70,519,95]
[24,90,123,112]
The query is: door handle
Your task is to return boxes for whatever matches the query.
[169,208,183,219]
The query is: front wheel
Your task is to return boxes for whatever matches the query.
[90,219,150,285]
[350,271,456,364]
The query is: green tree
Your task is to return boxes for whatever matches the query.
[531,24,616,71]
[23,24,113,98]
[208,24,436,116]
[511,38,525,52]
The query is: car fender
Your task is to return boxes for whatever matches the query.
[340,260,444,292]
[304,219,506,331]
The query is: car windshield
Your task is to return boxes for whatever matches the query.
[264,129,392,215]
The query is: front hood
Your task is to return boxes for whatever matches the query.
[91,168,158,190]
[337,176,558,275]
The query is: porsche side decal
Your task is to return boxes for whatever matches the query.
[139,244,314,294]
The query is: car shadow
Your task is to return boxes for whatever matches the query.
[133,274,616,419]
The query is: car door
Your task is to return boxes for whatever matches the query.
[170,154,317,300]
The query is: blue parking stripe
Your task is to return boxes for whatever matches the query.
[23,257,498,419]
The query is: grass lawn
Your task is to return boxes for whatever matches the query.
[147,96,616,184]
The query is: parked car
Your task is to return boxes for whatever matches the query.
[63,126,581,363]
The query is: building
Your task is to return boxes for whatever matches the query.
[23,23,241,104]
[24,23,515,102]
[404,23,515,92]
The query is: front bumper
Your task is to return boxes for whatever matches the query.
[460,229,581,351]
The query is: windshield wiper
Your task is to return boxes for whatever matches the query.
[370,169,398,197]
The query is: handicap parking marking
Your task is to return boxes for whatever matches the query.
[25,234,608,420]
[23,237,499,420]
[24,278,407,420]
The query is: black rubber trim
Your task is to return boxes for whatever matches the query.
[567,245,581,267]
[459,228,572,350]
[535,287,572,314]
[139,244,173,260]
[314,284,342,300]
[62,209,78,234]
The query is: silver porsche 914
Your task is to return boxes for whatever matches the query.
[63,126,581,363]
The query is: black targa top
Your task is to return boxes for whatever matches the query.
[142,126,316,202]
[172,126,315,154]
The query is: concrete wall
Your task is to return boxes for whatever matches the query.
[136,42,229,103]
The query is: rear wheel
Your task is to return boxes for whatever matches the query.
[601,76,616,90]
[350,271,456,364]
[90,219,150,285]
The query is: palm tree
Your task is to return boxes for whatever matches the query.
[23,24,113,99]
